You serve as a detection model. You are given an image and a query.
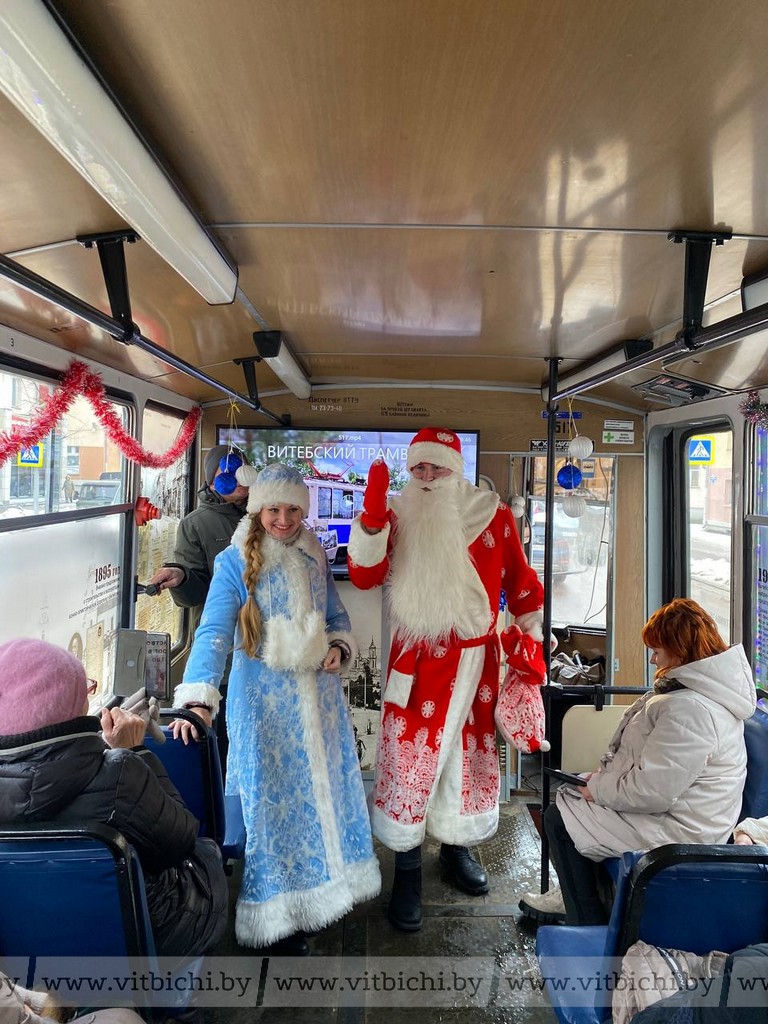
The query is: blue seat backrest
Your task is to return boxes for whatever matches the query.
[741,704,768,821]
[144,715,225,847]
[619,844,768,955]
[0,823,154,959]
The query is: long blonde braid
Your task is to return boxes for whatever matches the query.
[238,515,266,657]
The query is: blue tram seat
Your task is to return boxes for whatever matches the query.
[0,822,197,1018]
[144,709,245,863]
[536,843,768,1024]
[740,701,768,822]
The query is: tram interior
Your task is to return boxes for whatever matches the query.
[2,2,768,1021]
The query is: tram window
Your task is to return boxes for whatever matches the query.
[528,456,615,629]
[135,405,192,651]
[685,429,732,641]
[0,516,123,706]
[332,488,354,519]
[0,366,129,520]
[317,486,332,518]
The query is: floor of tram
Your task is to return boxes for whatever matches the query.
[207,798,556,1024]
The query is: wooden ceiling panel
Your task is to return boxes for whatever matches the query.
[223,225,763,365]
[1,0,768,408]
[0,95,121,254]
[4,242,259,373]
[53,1,768,233]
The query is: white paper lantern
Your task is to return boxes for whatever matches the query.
[509,495,527,518]
[562,493,587,518]
[568,434,594,460]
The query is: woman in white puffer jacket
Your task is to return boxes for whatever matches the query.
[520,598,756,926]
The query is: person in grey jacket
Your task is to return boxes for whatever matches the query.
[149,444,248,610]
[520,598,756,926]
[0,638,228,957]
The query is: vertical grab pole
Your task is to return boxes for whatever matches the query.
[540,357,560,891]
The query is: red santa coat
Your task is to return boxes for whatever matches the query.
[347,489,544,851]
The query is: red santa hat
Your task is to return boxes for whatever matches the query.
[406,427,464,475]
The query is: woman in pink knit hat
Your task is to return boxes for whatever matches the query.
[0,637,228,957]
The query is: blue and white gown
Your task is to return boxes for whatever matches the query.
[175,520,381,948]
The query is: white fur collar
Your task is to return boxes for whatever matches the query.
[231,517,326,573]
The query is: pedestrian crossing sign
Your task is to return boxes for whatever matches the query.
[688,436,714,464]
[16,444,44,468]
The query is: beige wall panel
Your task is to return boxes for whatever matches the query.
[200,387,645,456]
[613,456,646,695]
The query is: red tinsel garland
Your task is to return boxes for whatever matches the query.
[0,359,201,468]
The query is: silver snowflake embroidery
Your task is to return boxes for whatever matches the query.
[478,684,493,703]
[421,700,436,718]
[482,530,495,548]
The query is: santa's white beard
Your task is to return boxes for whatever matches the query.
[388,475,491,647]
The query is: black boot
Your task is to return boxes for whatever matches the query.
[388,847,423,932]
[439,844,489,895]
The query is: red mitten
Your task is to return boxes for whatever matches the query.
[495,668,550,753]
[361,458,391,530]
[500,624,547,686]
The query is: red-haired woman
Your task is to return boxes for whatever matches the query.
[520,598,756,926]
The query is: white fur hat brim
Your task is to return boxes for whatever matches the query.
[236,463,310,515]
[406,440,464,475]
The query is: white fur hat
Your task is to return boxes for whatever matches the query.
[236,463,310,516]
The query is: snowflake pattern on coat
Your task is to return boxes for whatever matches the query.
[181,532,379,945]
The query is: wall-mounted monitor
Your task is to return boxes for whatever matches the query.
[216,426,479,577]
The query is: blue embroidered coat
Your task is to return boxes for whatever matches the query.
[175,520,380,947]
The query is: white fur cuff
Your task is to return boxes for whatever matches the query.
[327,629,358,666]
[516,610,544,642]
[173,682,222,715]
[384,668,414,709]
[348,517,390,567]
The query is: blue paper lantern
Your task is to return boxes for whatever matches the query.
[557,462,582,490]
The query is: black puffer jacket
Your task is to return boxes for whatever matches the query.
[0,717,227,955]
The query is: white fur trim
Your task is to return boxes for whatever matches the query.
[384,668,414,708]
[516,610,544,642]
[235,857,381,947]
[327,629,358,666]
[172,682,222,715]
[406,440,464,475]
[348,517,390,567]
[425,803,499,846]
[244,478,309,515]
[371,804,428,851]
[262,609,328,671]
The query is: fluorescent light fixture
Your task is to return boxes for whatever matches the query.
[253,331,312,400]
[542,339,655,402]
[742,268,768,311]
[0,0,237,304]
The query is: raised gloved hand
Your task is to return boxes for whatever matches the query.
[361,458,391,531]
[121,686,165,744]
[500,623,546,686]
